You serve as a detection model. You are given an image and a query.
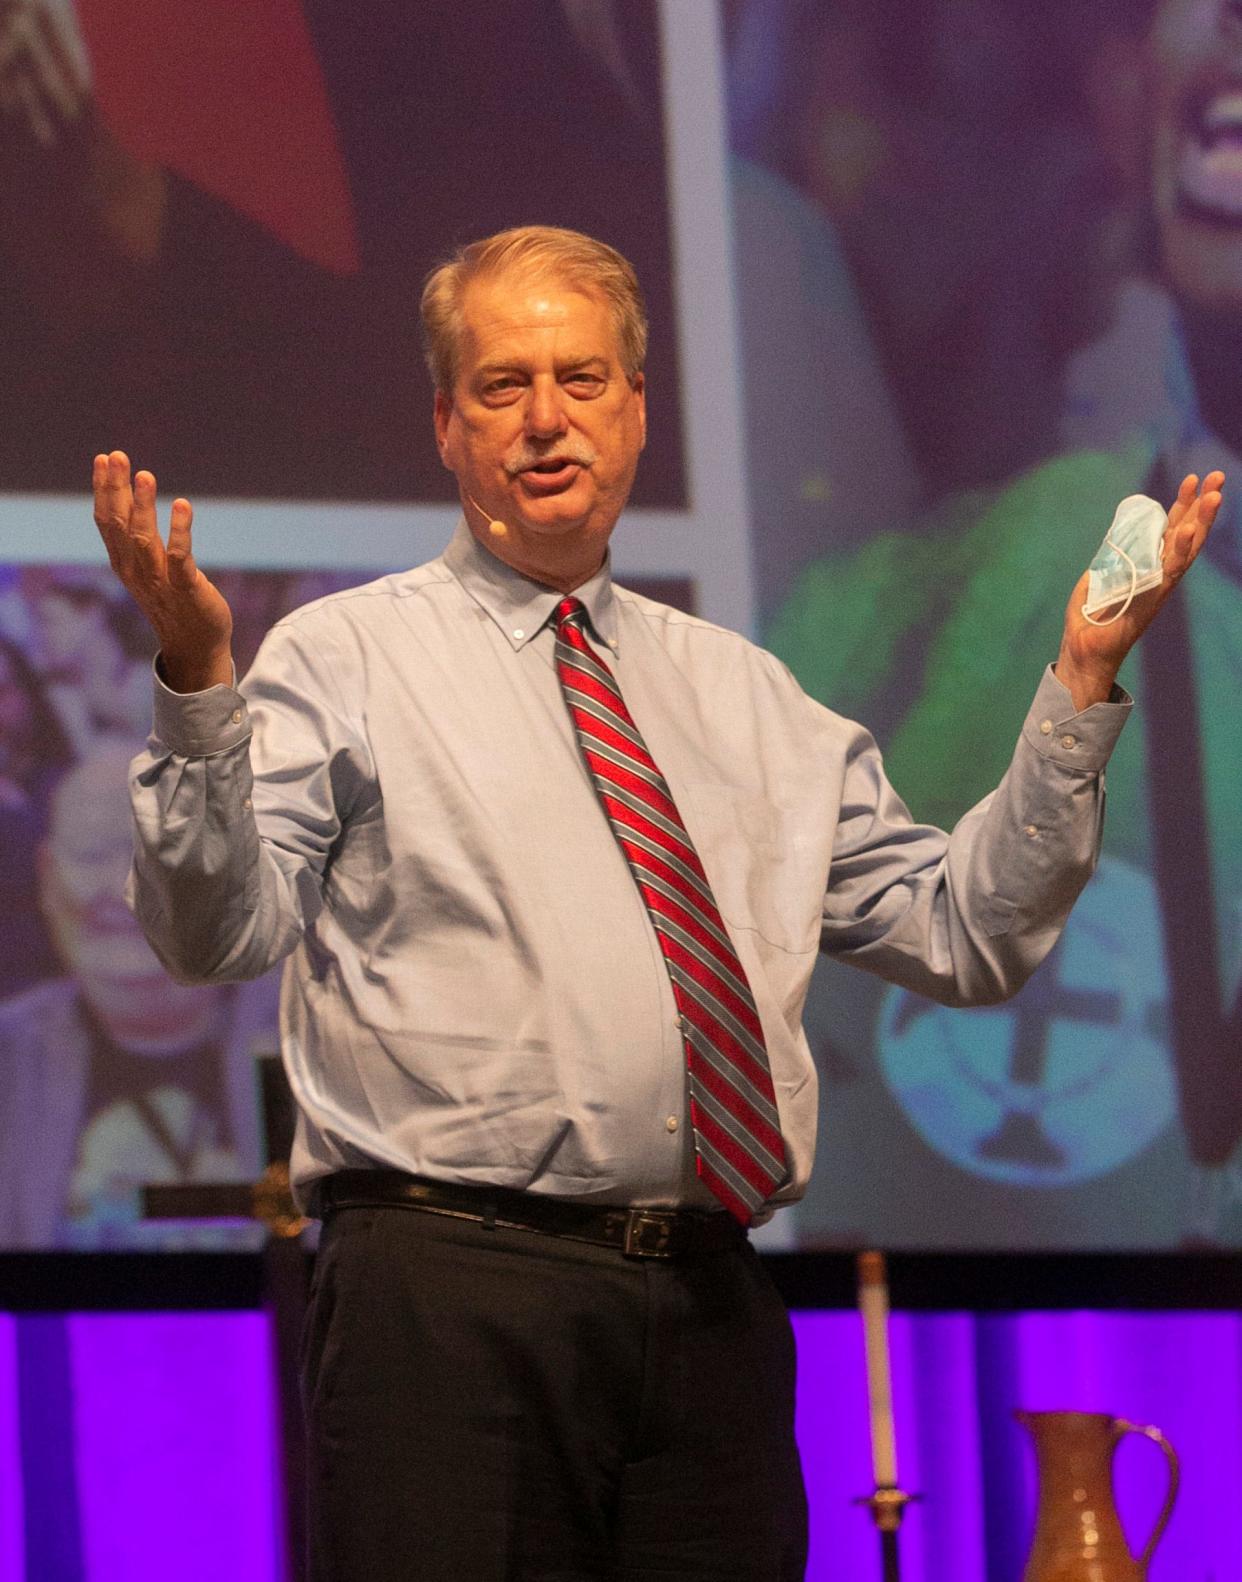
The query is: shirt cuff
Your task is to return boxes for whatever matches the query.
[151,656,250,757]
[1020,663,1132,771]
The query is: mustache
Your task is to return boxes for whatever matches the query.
[503,441,598,476]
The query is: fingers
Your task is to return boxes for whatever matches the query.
[92,450,168,588]
[130,466,160,542]
[91,451,109,527]
[92,448,128,530]
[1164,472,1199,534]
[1167,470,1223,519]
[1199,470,1226,539]
[92,450,204,602]
[165,497,198,590]
[93,448,134,533]
[1163,470,1224,580]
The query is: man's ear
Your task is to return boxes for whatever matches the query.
[433,390,454,466]
[632,371,647,452]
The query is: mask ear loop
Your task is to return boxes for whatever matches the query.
[1082,532,1141,627]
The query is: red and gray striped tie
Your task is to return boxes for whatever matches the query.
[554,596,788,1225]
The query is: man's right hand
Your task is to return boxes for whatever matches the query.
[93,450,234,693]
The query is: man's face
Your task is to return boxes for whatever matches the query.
[1150,0,1242,312]
[433,268,646,574]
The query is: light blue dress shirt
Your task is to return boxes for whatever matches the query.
[128,519,1130,1214]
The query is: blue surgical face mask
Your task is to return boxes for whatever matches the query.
[1082,494,1167,626]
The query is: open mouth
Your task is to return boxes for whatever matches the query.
[518,458,583,493]
[1176,86,1242,223]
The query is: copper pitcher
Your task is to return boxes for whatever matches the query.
[1016,1409,1179,1581]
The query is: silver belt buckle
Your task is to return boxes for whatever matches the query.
[623,1209,675,1258]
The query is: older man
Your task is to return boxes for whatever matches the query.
[96,226,1218,1579]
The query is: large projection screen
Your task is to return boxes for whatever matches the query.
[3,0,1239,1253]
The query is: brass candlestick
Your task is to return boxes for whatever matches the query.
[854,1251,919,1582]
[854,1487,918,1582]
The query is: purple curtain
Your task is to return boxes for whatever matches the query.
[1,1307,1238,1580]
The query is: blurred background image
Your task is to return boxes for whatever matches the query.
[732,0,1242,1249]
[3,0,1241,1252]
[0,0,684,504]
[0,563,364,1248]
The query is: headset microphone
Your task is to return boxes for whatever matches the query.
[465,491,508,538]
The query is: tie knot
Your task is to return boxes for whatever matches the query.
[555,596,586,632]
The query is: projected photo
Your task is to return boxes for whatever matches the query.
[0,0,684,507]
[729,0,1242,1248]
[0,563,364,1250]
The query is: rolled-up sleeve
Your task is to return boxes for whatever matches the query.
[127,617,373,985]
[821,664,1132,1006]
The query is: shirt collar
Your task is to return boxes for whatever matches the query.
[441,515,621,653]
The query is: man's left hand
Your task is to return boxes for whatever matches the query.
[1055,470,1224,711]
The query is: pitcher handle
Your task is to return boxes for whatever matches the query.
[1115,1419,1180,1571]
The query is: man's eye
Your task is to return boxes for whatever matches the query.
[565,373,603,391]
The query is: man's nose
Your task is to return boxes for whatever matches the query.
[524,378,569,439]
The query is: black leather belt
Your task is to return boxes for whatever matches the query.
[316,1169,746,1260]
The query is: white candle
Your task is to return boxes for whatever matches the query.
[858,1250,898,1488]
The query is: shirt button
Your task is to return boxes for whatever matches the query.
[666,1116,679,1133]
[231,708,243,724]
[512,628,525,640]
[1024,823,1038,838]
[674,1014,684,1029]
[1061,734,1078,749]
[242,797,253,811]
[1039,719,1053,735]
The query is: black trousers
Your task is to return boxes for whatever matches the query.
[301,1203,808,1581]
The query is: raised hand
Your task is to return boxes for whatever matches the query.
[93,450,234,693]
[1055,471,1224,711]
